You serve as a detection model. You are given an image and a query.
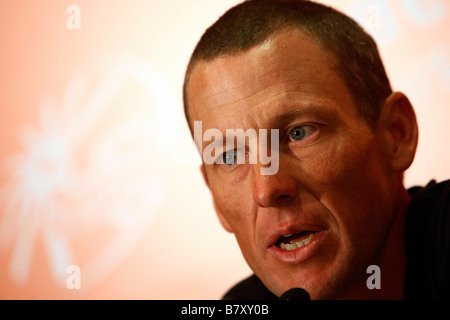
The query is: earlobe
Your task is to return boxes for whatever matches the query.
[380,92,419,172]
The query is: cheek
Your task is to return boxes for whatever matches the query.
[311,137,394,251]
[308,132,388,194]
[210,181,263,264]
[211,181,254,234]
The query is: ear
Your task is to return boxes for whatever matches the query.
[200,165,233,233]
[378,92,418,172]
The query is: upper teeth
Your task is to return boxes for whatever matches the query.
[279,232,318,251]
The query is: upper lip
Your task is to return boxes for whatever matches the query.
[267,223,326,248]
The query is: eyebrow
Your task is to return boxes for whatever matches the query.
[203,129,258,151]
[201,104,338,150]
[271,104,339,127]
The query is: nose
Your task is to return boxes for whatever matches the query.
[252,163,298,208]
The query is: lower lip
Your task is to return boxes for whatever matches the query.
[268,230,329,264]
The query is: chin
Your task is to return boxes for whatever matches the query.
[259,259,355,300]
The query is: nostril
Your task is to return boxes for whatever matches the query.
[275,194,295,205]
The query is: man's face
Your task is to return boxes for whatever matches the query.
[186,29,401,299]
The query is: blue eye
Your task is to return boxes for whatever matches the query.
[222,150,237,165]
[290,126,307,141]
[289,125,316,142]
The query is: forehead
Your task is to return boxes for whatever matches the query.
[186,28,355,129]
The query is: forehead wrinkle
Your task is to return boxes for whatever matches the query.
[202,67,298,107]
[205,66,281,96]
[204,72,313,122]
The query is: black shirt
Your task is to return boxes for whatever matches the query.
[223,180,450,300]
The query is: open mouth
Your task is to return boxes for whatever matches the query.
[276,231,320,251]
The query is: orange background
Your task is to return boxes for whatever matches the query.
[0,0,449,299]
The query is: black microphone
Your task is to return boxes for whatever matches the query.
[279,288,311,300]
